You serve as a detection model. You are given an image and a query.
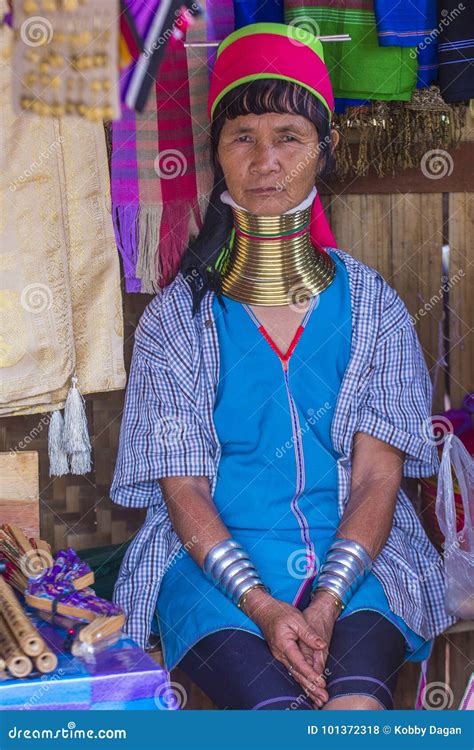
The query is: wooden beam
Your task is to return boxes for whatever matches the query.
[320,142,473,195]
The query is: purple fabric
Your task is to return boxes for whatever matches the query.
[252,695,313,710]
[27,548,123,617]
[0,613,171,710]
[120,0,161,101]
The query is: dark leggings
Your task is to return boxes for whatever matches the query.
[176,584,407,710]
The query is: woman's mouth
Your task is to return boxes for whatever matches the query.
[248,188,279,194]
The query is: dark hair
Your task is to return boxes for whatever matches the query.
[180,78,336,316]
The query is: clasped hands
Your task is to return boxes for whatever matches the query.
[241,587,340,708]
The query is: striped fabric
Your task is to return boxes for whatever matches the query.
[110,247,458,650]
[112,0,235,293]
[284,0,418,100]
[373,0,439,88]
[437,1,474,103]
[374,0,435,47]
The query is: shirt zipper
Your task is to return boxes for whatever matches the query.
[242,300,319,596]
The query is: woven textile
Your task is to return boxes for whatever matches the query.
[0,13,125,417]
[437,0,474,103]
[284,0,418,100]
[111,0,235,293]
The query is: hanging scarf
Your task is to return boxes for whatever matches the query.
[207,21,336,250]
[373,0,439,89]
[123,0,202,112]
[284,0,418,101]
[374,0,434,46]
[0,8,126,475]
[437,0,474,103]
[111,0,235,293]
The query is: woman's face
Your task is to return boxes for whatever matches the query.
[217,111,338,216]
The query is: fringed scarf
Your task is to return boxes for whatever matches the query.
[111,0,235,293]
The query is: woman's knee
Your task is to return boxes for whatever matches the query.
[322,694,385,710]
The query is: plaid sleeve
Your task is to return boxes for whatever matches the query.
[110,300,215,508]
[356,287,440,478]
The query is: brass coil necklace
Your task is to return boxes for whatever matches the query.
[218,191,336,306]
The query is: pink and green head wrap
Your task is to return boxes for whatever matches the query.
[208,22,335,123]
[207,22,336,251]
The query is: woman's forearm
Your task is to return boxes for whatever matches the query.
[158,475,232,566]
[335,470,401,559]
[158,474,274,620]
[306,434,404,613]
[335,432,405,559]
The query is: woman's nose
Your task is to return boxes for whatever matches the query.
[249,143,280,173]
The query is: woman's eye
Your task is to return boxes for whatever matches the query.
[236,135,297,143]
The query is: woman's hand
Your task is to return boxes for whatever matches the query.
[241,588,328,706]
[299,590,341,706]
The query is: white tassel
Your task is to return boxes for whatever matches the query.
[48,409,69,477]
[70,450,91,475]
[63,375,92,475]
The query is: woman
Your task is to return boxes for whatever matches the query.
[110,23,456,710]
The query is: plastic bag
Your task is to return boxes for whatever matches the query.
[435,433,474,619]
